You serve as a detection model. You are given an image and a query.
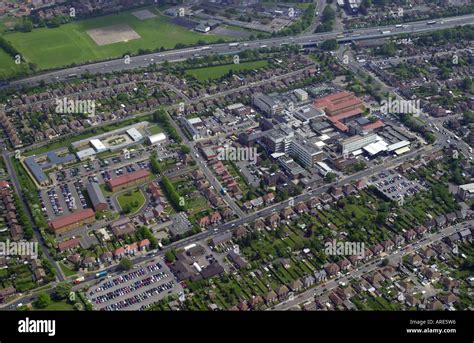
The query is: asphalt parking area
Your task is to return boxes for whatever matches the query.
[88,258,182,311]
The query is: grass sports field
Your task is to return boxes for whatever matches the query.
[0,6,225,71]
[185,60,269,82]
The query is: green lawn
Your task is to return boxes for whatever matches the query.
[0,48,29,79]
[2,6,225,70]
[39,300,75,311]
[117,188,146,215]
[148,124,164,135]
[185,60,269,82]
[59,263,77,278]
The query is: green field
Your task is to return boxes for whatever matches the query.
[185,60,269,81]
[117,188,146,215]
[0,48,29,79]
[1,6,225,70]
[38,300,75,311]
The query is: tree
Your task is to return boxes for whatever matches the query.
[150,155,163,175]
[22,20,33,32]
[320,39,338,51]
[119,258,133,271]
[322,5,336,22]
[180,144,191,155]
[54,282,72,300]
[165,249,177,263]
[325,172,336,182]
[34,292,52,309]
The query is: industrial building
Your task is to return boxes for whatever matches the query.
[340,133,380,155]
[147,133,167,145]
[294,89,309,101]
[86,182,108,211]
[106,169,151,192]
[90,139,107,153]
[48,208,96,235]
[24,149,76,186]
[126,128,143,142]
[252,93,283,117]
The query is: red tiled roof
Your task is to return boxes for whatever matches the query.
[314,91,353,106]
[138,239,150,248]
[49,208,95,231]
[57,238,81,251]
[334,121,349,132]
[362,119,384,130]
[328,108,364,122]
[107,170,150,188]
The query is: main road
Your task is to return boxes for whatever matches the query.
[3,14,473,89]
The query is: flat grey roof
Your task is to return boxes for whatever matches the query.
[86,182,107,208]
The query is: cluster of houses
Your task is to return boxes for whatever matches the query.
[31,259,47,284]
[5,73,179,145]
[5,53,314,150]
[58,229,151,271]
[243,192,275,212]
[224,222,473,311]
[31,0,150,19]
[206,175,473,310]
[0,181,24,241]
[0,108,21,148]
[191,169,235,224]
[0,0,33,17]
[139,181,167,225]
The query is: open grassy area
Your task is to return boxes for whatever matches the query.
[185,60,269,82]
[2,6,225,70]
[117,188,146,215]
[147,124,164,135]
[38,300,75,311]
[0,48,29,79]
[59,262,77,278]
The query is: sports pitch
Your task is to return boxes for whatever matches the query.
[1,6,225,71]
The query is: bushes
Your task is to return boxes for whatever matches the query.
[152,110,182,143]
[161,176,185,212]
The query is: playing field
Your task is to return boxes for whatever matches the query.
[1,6,225,70]
[185,60,269,82]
